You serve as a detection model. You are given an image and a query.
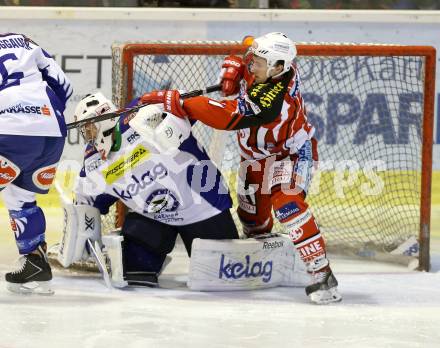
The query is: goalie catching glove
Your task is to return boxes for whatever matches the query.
[129,104,191,153]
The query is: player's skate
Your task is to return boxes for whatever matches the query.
[305,266,341,305]
[5,243,54,295]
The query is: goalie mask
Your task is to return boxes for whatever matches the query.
[74,92,118,160]
[245,32,297,79]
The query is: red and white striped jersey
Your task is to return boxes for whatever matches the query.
[184,65,315,160]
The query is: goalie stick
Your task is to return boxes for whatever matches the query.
[66,84,222,130]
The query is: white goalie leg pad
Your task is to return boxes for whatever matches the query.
[188,235,312,291]
[102,233,128,288]
[57,203,101,268]
[101,233,172,288]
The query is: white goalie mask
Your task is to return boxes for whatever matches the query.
[74,92,118,160]
[248,32,297,79]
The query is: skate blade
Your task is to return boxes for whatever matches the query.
[7,281,54,296]
[309,287,342,305]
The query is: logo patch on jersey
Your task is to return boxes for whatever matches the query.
[127,131,140,144]
[0,103,51,116]
[85,157,103,173]
[247,82,284,109]
[0,156,20,188]
[288,227,304,242]
[274,202,300,222]
[32,164,57,190]
[237,97,260,117]
[269,160,293,189]
[238,194,256,214]
[102,145,150,184]
[111,163,168,201]
[41,105,51,116]
[144,188,180,214]
[123,112,137,125]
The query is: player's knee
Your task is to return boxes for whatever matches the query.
[0,155,21,190]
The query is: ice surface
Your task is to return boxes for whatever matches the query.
[1,242,440,348]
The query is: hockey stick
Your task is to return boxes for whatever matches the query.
[66,84,222,130]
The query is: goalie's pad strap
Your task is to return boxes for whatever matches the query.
[188,235,312,291]
[57,203,101,267]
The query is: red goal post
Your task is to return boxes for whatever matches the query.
[110,41,435,271]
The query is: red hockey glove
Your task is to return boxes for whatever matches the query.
[139,90,187,118]
[220,55,244,97]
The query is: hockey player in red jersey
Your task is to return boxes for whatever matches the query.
[140,32,341,304]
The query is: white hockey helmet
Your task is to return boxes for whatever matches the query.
[250,32,297,79]
[74,92,118,160]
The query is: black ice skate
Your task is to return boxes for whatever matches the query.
[305,267,342,305]
[5,243,54,295]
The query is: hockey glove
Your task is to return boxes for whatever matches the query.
[220,55,244,97]
[140,90,187,118]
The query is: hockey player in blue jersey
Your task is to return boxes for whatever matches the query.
[57,92,238,287]
[0,33,73,294]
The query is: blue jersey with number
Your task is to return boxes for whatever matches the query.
[0,33,72,137]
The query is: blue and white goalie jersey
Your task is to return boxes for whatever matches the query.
[0,33,72,137]
[75,114,233,225]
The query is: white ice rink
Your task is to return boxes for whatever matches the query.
[1,240,440,348]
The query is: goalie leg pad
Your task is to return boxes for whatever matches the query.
[188,235,311,291]
[57,203,101,268]
[102,233,127,288]
[103,232,172,288]
[113,213,177,287]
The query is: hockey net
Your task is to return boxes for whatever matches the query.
[108,41,435,271]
